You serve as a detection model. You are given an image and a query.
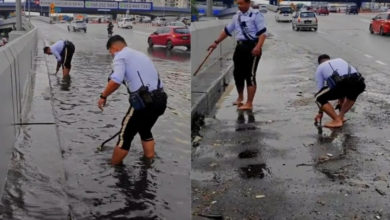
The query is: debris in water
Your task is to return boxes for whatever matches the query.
[255,194,265,199]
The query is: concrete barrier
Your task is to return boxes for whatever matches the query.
[191,19,236,119]
[0,21,37,197]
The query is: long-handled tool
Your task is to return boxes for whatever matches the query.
[193,48,214,76]
[97,131,120,151]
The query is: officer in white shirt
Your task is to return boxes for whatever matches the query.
[98,35,167,165]
[208,0,267,111]
[314,54,365,128]
[43,40,75,81]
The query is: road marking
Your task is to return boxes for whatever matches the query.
[133,30,151,37]
[375,60,387,66]
[317,30,326,34]
[360,19,370,23]
[364,54,373,58]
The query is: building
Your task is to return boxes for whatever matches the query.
[153,0,190,8]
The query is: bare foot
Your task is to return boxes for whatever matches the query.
[324,119,343,128]
[342,118,348,123]
[238,103,253,110]
[233,99,243,106]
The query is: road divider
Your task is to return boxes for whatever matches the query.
[0,20,38,198]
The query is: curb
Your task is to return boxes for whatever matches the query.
[191,60,234,119]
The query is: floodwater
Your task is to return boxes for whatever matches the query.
[0,20,190,219]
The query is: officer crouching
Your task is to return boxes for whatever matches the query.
[208,0,266,110]
[314,54,366,128]
[98,35,167,165]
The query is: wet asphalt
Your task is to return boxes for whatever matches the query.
[192,13,390,219]
[0,20,190,219]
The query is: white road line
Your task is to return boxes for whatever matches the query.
[360,19,370,23]
[133,30,151,37]
[375,60,387,66]
[364,54,373,58]
[317,30,326,34]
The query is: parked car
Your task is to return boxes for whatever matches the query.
[166,21,186,27]
[118,18,133,29]
[346,5,359,15]
[275,6,293,22]
[369,13,390,35]
[292,11,318,31]
[148,26,190,50]
[67,20,87,33]
[316,7,329,15]
[152,17,167,26]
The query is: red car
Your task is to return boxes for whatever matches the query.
[370,13,390,35]
[316,7,329,15]
[148,26,191,51]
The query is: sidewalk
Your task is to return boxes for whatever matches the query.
[192,37,390,219]
[0,39,70,218]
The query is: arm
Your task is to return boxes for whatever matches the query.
[252,13,267,56]
[98,57,125,111]
[208,15,236,51]
[55,62,62,73]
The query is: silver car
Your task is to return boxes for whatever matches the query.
[68,20,87,33]
[292,11,318,31]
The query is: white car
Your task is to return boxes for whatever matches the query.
[275,7,293,22]
[152,17,167,26]
[67,20,87,32]
[118,18,133,29]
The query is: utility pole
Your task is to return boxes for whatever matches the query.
[206,0,212,17]
[16,0,22,30]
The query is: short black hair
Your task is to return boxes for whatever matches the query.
[106,35,127,50]
[43,46,50,54]
[318,54,330,64]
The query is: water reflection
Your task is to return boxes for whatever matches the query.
[236,110,256,131]
[147,47,190,62]
[95,158,158,219]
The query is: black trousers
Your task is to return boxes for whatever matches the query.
[60,41,75,69]
[232,41,261,91]
[315,76,366,107]
[117,94,167,151]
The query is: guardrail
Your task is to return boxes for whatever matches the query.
[0,21,37,197]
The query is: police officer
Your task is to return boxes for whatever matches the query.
[43,40,75,81]
[98,35,167,165]
[314,54,366,128]
[208,0,267,110]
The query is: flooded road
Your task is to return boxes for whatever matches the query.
[1,20,190,219]
[192,13,390,219]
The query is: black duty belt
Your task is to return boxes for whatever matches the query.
[342,72,362,79]
[237,40,257,46]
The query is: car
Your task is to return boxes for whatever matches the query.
[259,5,268,13]
[328,6,337,13]
[166,21,186,27]
[152,17,167,26]
[369,13,390,35]
[316,7,329,15]
[118,18,133,29]
[67,20,87,33]
[292,11,318,31]
[275,6,293,22]
[141,16,152,23]
[346,5,358,15]
[148,26,190,51]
